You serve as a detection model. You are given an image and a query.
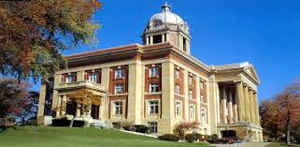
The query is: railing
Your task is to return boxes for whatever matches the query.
[55,81,105,92]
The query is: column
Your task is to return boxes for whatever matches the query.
[243,85,250,122]
[76,102,81,117]
[183,70,189,121]
[162,34,165,43]
[150,36,153,44]
[127,60,143,124]
[77,70,85,82]
[195,76,201,123]
[61,95,67,116]
[101,67,110,120]
[228,89,233,123]
[161,61,175,134]
[254,92,260,125]
[249,89,255,123]
[236,82,244,121]
[37,83,46,125]
[56,96,61,117]
[233,95,238,122]
[222,87,227,124]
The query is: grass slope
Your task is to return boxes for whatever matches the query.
[0,127,209,147]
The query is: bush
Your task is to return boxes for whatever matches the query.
[185,133,198,143]
[158,134,180,142]
[173,122,199,140]
[134,125,149,133]
[112,122,121,129]
[207,134,219,143]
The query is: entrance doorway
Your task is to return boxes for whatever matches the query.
[221,130,237,138]
[91,105,99,119]
[66,101,77,116]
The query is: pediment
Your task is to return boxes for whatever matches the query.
[244,66,260,84]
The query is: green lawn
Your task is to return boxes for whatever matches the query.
[0,127,209,147]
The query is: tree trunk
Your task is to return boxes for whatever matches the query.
[286,110,291,145]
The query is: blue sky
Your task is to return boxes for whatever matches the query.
[34,0,300,102]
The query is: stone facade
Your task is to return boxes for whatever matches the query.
[37,3,263,142]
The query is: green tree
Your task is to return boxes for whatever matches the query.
[0,0,101,81]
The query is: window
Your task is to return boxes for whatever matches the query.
[149,83,160,93]
[189,90,193,100]
[149,67,159,77]
[149,101,159,114]
[115,84,124,94]
[148,122,158,133]
[88,73,98,83]
[190,105,195,121]
[189,76,193,85]
[115,69,123,79]
[183,37,187,51]
[200,82,204,89]
[175,70,180,79]
[153,35,162,44]
[114,101,123,115]
[65,73,76,83]
[175,101,181,117]
[175,84,180,94]
[201,108,207,123]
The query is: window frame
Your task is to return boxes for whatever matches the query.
[114,101,123,115]
[114,84,124,94]
[115,69,123,79]
[149,83,160,93]
[148,100,159,115]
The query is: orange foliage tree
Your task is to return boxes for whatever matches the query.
[260,79,300,144]
[0,0,101,81]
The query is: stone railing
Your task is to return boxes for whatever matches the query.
[55,81,105,92]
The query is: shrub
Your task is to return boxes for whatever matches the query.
[173,122,199,140]
[112,122,121,129]
[207,134,219,143]
[185,133,198,143]
[134,125,148,133]
[158,134,180,142]
[120,121,134,131]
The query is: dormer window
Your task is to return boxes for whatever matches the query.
[153,35,162,44]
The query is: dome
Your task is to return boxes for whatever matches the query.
[149,3,185,26]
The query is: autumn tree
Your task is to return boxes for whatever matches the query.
[0,79,30,119]
[260,79,300,144]
[0,0,101,81]
[276,80,300,145]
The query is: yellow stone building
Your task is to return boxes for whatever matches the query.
[37,3,263,142]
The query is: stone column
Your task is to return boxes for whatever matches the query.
[76,102,81,118]
[37,83,46,125]
[56,96,61,117]
[249,89,255,123]
[236,82,244,122]
[222,87,227,124]
[77,70,85,82]
[228,89,233,123]
[150,36,153,44]
[127,60,143,124]
[61,95,67,116]
[254,92,260,125]
[183,70,189,121]
[161,61,175,134]
[195,76,201,123]
[101,67,110,120]
[162,34,165,43]
[243,85,250,122]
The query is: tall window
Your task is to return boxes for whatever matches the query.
[190,105,195,121]
[114,101,123,115]
[183,37,187,51]
[175,84,180,94]
[115,84,124,94]
[175,70,180,79]
[115,69,123,79]
[149,101,159,114]
[148,122,158,133]
[189,90,193,100]
[175,101,181,117]
[149,67,159,78]
[201,108,207,123]
[149,83,160,93]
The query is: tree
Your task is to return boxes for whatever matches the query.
[260,79,300,144]
[276,80,300,145]
[0,0,101,81]
[0,79,30,119]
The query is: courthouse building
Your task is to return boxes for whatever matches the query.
[38,3,263,142]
